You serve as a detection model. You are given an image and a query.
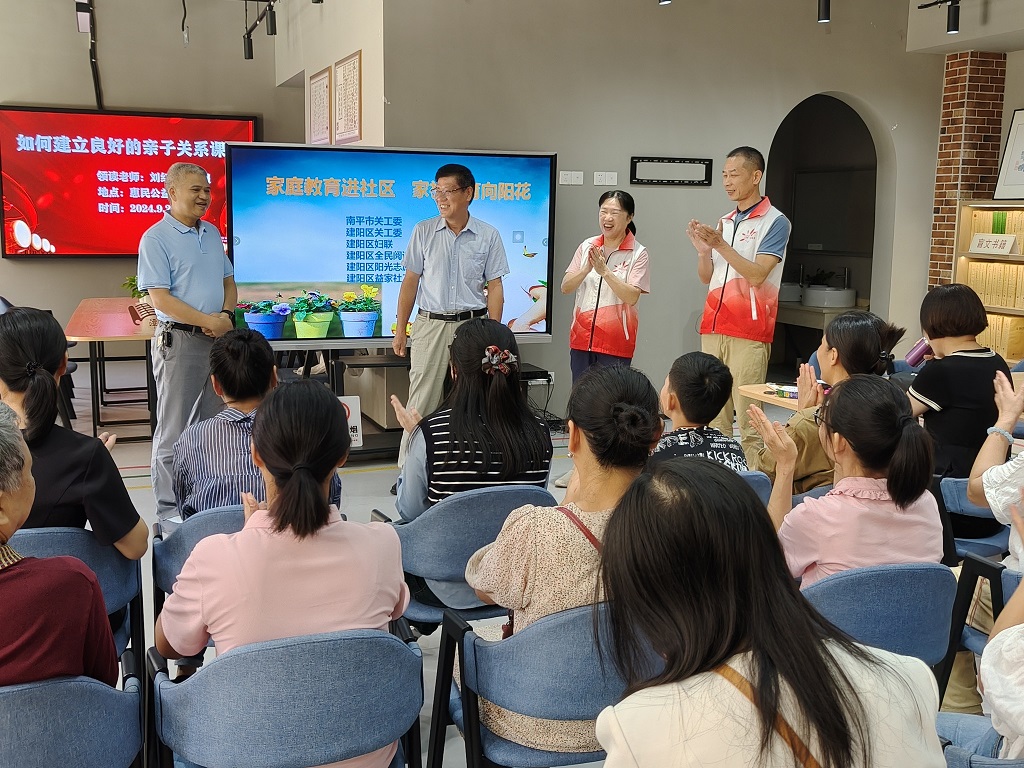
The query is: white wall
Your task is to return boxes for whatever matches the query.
[275,0,384,145]
[0,0,303,324]
[383,0,945,415]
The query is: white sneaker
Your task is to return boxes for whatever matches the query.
[554,468,574,488]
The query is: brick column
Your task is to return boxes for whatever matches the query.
[929,51,1006,287]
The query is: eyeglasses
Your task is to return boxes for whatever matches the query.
[813,408,826,428]
[432,186,467,199]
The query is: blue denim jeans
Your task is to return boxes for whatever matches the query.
[937,712,1003,757]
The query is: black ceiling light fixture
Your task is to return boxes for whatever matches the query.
[818,0,830,23]
[917,0,960,35]
[266,2,276,35]
[243,33,253,59]
[658,0,671,5]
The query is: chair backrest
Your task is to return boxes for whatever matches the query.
[9,526,139,615]
[941,477,999,520]
[0,675,142,768]
[943,744,1024,767]
[738,470,772,507]
[153,504,245,595]
[802,563,956,665]
[460,603,641,721]
[395,485,556,581]
[154,630,422,768]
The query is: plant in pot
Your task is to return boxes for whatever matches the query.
[122,275,157,327]
[290,290,337,339]
[238,297,291,340]
[337,284,382,338]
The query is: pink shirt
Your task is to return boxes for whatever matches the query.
[779,477,944,588]
[160,507,410,768]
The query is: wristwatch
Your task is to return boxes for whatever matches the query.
[220,309,236,328]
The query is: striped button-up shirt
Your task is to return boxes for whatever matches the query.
[173,407,342,519]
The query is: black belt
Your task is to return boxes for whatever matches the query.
[164,322,206,335]
[417,307,487,322]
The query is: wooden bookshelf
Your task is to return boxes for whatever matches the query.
[953,200,1024,363]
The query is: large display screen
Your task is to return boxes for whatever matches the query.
[227,143,556,341]
[0,106,256,258]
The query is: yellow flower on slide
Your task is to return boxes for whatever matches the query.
[342,291,358,302]
[361,285,379,298]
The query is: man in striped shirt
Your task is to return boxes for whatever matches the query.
[173,329,341,518]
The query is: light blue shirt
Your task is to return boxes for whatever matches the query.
[402,215,509,313]
[138,213,233,322]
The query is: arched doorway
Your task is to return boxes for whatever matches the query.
[765,94,878,370]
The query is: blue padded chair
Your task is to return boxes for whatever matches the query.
[428,604,642,768]
[1011,360,1024,440]
[802,563,956,672]
[147,630,423,768]
[151,504,245,618]
[792,483,832,508]
[944,746,1024,767]
[935,553,1023,701]
[9,526,144,659]
[738,470,772,507]
[940,478,1011,560]
[0,671,143,768]
[395,485,556,626]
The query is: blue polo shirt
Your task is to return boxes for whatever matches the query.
[137,213,233,322]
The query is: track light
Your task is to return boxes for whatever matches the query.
[658,0,671,5]
[243,34,253,59]
[312,0,323,4]
[947,0,960,33]
[266,3,276,35]
[817,0,830,23]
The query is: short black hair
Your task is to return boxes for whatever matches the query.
[726,146,765,173]
[209,328,276,401]
[919,283,987,340]
[667,352,733,426]
[435,163,475,193]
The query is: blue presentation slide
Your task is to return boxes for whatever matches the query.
[228,144,554,338]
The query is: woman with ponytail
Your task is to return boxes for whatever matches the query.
[462,365,662,752]
[392,317,552,523]
[751,374,943,587]
[749,310,905,493]
[156,380,409,766]
[0,307,147,559]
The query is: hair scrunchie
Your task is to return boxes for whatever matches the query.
[292,463,315,474]
[481,345,518,376]
[898,415,917,428]
[25,362,40,377]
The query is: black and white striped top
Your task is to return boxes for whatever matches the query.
[420,409,552,505]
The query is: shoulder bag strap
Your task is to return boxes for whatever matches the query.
[556,505,603,552]
[715,664,822,768]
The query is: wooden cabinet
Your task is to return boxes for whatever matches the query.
[953,200,1024,364]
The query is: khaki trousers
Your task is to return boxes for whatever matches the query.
[397,315,462,467]
[701,333,770,462]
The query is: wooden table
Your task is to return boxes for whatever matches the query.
[64,297,157,442]
[737,383,803,413]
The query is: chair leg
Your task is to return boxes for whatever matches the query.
[426,617,462,768]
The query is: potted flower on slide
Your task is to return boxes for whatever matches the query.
[337,285,382,337]
[238,298,291,340]
[290,290,337,338]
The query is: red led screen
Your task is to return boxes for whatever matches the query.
[0,107,255,257]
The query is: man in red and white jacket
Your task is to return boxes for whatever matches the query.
[687,146,790,461]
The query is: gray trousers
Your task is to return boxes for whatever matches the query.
[151,326,222,520]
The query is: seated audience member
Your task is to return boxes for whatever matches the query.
[749,310,905,492]
[464,365,661,753]
[156,380,409,768]
[943,371,1024,714]
[908,284,1010,479]
[0,307,147,559]
[648,351,747,472]
[0,402,117,687]
[751,374,942,587]
[938,503,1024,760]
[172,328,340,519]
[595,458,946,768]
[392,318,553,522]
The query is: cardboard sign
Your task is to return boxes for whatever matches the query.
[970,233,1019,255]
[338,396,363,448]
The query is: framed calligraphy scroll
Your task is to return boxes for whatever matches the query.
[309,66,331,145]
[334,51,362,144]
